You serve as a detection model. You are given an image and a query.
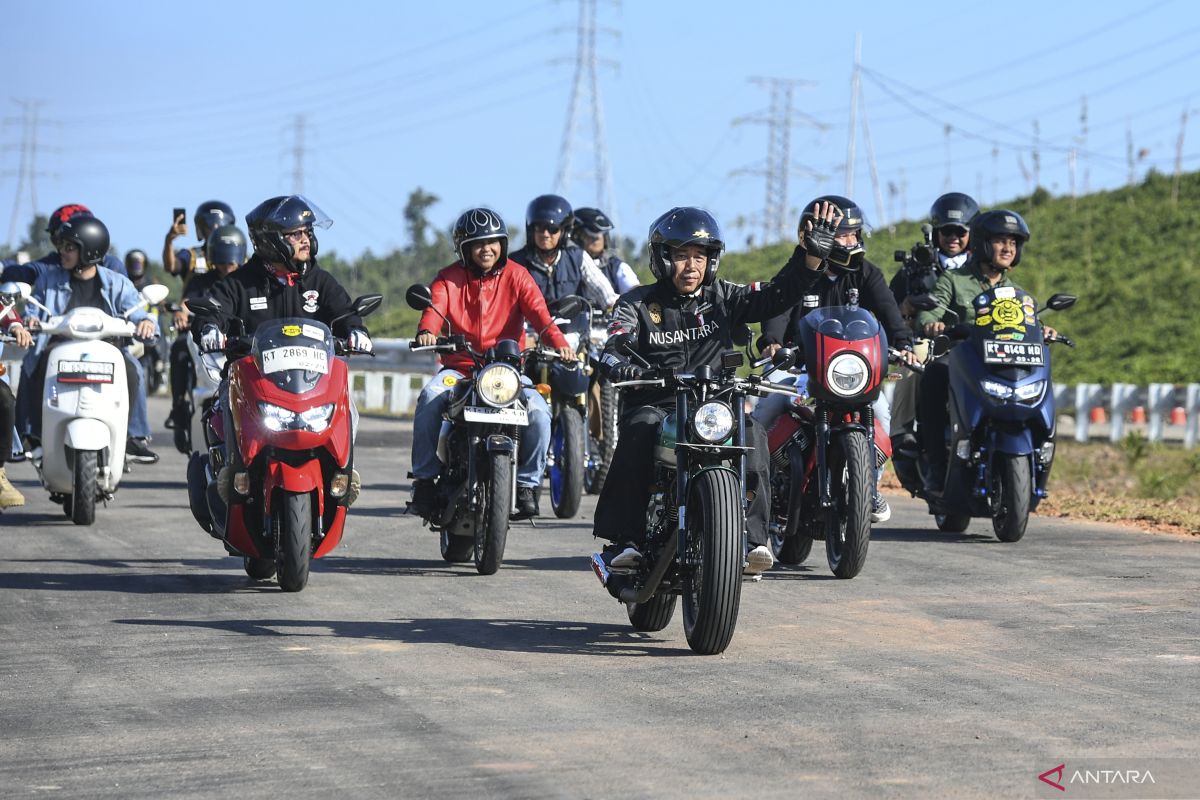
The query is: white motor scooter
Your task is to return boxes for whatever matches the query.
[24,284,169,524]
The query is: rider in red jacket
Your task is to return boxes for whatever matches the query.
[410,208,572,520]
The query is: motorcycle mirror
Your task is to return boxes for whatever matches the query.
[186,296,221,316]
[351,294,384,318]
[140,283,170,307]
[547,294,584,319]
[772,346,797,371]
[1044,293,1077,312]
[405,284,433,311]
[610,332,634,355]
[907,294,940,312]
[941,308,961,326]
[0,281,32,301]
[931,335,952,356]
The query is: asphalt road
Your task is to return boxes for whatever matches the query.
[1,398,1197,799]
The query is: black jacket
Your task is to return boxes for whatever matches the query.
[601,246,810,408]
[190,255,364,341]
[759,259,911,352]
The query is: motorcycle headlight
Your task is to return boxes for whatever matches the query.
[826,353,869,396]
[980,379,1014,400]
[259,402,334,433]
[1014,380,1046,403]
[69,312,105,334]
[476,363,522,407]
[692,401,734,443]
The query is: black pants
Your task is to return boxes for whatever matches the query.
[26,349,139,439]
[169,334,194,413]
[918,360,950,465]
[0,380,14,460]
[593,404,771,548]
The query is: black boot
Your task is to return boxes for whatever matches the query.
[513,486,539,519]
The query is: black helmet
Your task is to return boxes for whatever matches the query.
[525,194,574,249]
[57,216,110,268]
[571,207,614,248]
[929,192,980,230]
[970,210,1030,268]
[801,194,867,274]
[647,207,724,286]
[452,207,509,269]
[205,224,248,267]
[46,203,93,244]
[194,200,236,241]
[124,248,148,280]
[245,194,331,275]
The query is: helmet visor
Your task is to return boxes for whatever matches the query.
[260,195,333,231]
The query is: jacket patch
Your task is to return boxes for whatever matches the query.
[302,290,319,313]
[647,321,719,346]
[249,296,268,310]
[648,303,663,324]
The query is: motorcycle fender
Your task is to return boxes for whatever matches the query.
[485,434,515,454]
[989,427,1034,456]
[313,507,347,558]
[64,418,112,452]
[263,460,325,518]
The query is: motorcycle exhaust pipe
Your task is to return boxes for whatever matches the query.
[616,528,680,605]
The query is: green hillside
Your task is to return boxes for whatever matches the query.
[720,170,1200,385]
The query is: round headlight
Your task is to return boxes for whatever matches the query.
[476,363,522,407]
[692,401,734,443]
[826,353,869,397]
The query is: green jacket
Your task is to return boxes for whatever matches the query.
[915,259,1020,328]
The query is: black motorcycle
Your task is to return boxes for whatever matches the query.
[406,285,578,574]
[584,304,619,495]
[591,336,798,655]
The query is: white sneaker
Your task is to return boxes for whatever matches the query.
[744,544,774,576]
[870,492,892,523]
[608,545,643,569]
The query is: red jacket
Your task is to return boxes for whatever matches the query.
[419,259,568,374]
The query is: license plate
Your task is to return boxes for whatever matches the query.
[261,346,329,375]
[57,360,115,383]
[463,406,529,426]
[983,340,1044,366]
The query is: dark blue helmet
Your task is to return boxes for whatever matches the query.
[971,209,1030,268]
[245,195,331,275]
[525,194,573,249]
[647,207,724,286]
[194,200,235,241]
[205,225,247,267]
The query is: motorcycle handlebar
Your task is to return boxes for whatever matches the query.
[888,347,924,374]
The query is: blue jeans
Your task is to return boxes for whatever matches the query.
[751,372,891,488]
[127,350,151,439]
[411,368,551,488]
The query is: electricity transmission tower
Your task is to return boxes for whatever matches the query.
[5,98,58,247]
[733,77,826,245]
[554,0,618,224]
[291,114,307,195]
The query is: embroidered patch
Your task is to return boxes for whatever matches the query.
[442,375,458,387]
[648,303,663,324]
[302,290,319,313]
[249,296,268,310]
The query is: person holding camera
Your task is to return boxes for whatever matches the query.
[887,192,980,457]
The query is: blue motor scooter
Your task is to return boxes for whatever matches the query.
[926,287,1075,541]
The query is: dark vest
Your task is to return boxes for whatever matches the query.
[510,245,584,303]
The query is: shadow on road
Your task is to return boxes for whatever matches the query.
[869,526,998,544]
[0,557,283,594]
[314,554,593,576]
[115,616,697,657]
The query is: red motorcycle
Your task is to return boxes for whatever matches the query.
[187,295,382,591]
[766,297,918,578]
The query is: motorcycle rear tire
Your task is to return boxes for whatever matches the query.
[474,451,512,575]
[935,513,971,533]
[71,450,98,526]
[772,466,813,565]
[276,491,313,592]
[627,594,677,632]
[586,380,619,494]
[992,453,1031,543]
[243,557,276,580]
[825,430,872,579]
[682,469,744,655]
[440,529,474,563]
[549,408,585,519]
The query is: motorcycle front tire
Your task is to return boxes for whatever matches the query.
[276,490,313,592]
[474,451,512,575]
[825,430,872,579]
[682,469,744,655]
[992,453,1032,543]
[71,450,98,526]
[549,408,585,519]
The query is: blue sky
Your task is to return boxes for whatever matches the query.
[4,0,1198,260]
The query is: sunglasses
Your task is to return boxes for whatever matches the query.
[939,225,969,238]
[532,223,562,235]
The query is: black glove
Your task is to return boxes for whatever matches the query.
[610,363,650,382]
[803,215,838,260]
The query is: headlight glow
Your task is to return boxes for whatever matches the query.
[476,363,521,407]
[692,401,734,443]
[1015,380,1046,403]
[981,379,1013,399]
[826,353,869,396]
[259,402,334,432]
